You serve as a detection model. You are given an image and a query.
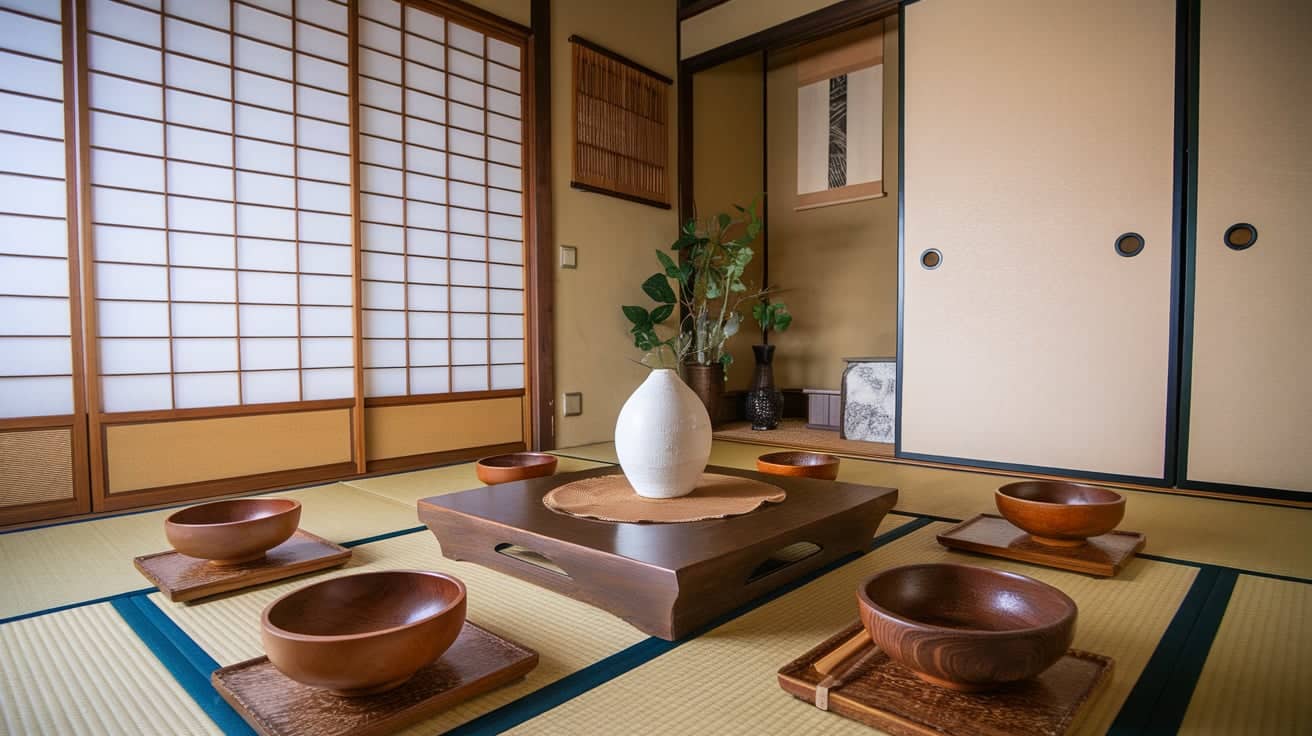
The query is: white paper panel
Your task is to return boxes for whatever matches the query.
[363,280,404,310]
[363,309,405,338]
[362,193,404,224]
[408,146,446,177]
[450,154,484,184]
[165,0,229,29]
[235,3,291,47]
[238,271,296,304]
[0,215,67,258]
[241,337,298,370]
[239,305,298,336]
[360,134,402,167]
[361,164,402,197]
[0,133,63,179]
[408,201,446,230]
[169,266,235,302]
[169,196,235,235]
[490,313,524,337]
[173,302,236,336]
[405,117,444,148]
[487,112,520,143]
[491,339,523,365]
[234,36,290,77]
[408,339,447,366]
[0,91,63,138]
[166,90,232,135]
[301,243,352,274]
[450,235,485,261]
[491,363,523,390]
[489,239,522,264]
[99,338,170,375]
[409,366,448,394]
[407,228,446,258]
[92,187,162,228]
[101,374,171,413]
[407,88,444,123]
[448,129,484,161]
[449,49,482,82]
[236,171,294,207]
[452,313,486,339]
[450,286,485,312]
[238,238,296,271]
[490,264,522,290]
[166,55,231,98]
[174,371,239,408]
[298,0,347,32]
[297,54,348,92]
[451,365,487,392]
[234,105,294,143]
[300,274,352,305]
[296,23,346,62]
[448,207,484,236]
[299,212,351,245]
[0,51,62,100]
[90,73,161,119]
[451,339,485,364]
[449,260,485,287]
[237,204,296,239]
[361,106,402,140]
[165,17,230,64]
[449,181,485,210]
[489,188,522,216]
[89,0,159,46]
[447,23,482,56]
[301,337,352,368]
[0,256,65,298]
[364,338,405,368]
[361,221,404,252]
[360,17,400,54]
[0,296,69,336]
[407,310,447,337]
[235,138,295,175]
[489,139,520,167]
[488,62,520,94]
[300,305,351,336]
[406,286,447,313]
[0,0,61,21]
[297,180,350,212]
[169,232,232,268]
[0,375,71,417]
[407,255,447,284]
[98,225,166,264]
[489,213,522,240]
[448,102,482,133]
[364,367,405,397]
[363,251,404,281]
[168,125,233,166]
[487,37,518,69]
[173,337,238,372]
[297,149,350,182]
[361,77,402,112]
[236,71,293,111]
[0,336,70,376]
[88,149,163,192]
[97,300,168,337]
[404,7,443,42]
[88,34,160,82]
[91,111,162,156]
[298,87,349,124]
[242,369,299,403]
[488,89,520,119]
[488,163,520,191]
[301,367,352,399]
[245,0,292,17]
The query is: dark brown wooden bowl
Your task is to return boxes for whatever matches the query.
[755,451,840,480]
[165,498,301,566]
[995,481,1126,546]
[476,452,558,485]
[261,570,467,697]
[858,563,1077,692]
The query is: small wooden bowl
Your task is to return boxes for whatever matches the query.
[165,498,301,566]
[261,570,467,697]
[858,563,1076,692]
[755,451,840,480]
[996,481,1126,546]
[476,452,558,484]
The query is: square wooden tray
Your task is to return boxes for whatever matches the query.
[937,514,1146,577]
[134,529,351,602]
[778,622,1113,736]
[212,621,538,736]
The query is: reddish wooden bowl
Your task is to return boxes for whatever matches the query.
[858,563,1077,692]
[165,498,301,566]
[476,452,558,485]
[261,570,467,697]
[755,451,840,480]
[995,481,1126,546]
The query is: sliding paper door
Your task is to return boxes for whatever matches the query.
[899,0,1179,481]
[1182,0,1311,495]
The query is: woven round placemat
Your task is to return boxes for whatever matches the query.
[543,472,786,523]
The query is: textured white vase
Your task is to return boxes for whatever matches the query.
[614,368,712,499]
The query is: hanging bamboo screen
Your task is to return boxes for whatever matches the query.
[569,36,671,209]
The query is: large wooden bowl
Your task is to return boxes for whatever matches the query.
[755,451,840,481]
[996,481,1126,546]
[476,452,558,485]
[261,570,467,696]
[858,563,1076,692]
[165,498,301,566]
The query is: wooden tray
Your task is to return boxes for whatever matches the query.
[778,622,1113,736]
[212,621,538,736]
[937,514,1146,577]
[134,529,351,602]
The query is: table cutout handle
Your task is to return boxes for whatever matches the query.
[494,543,572,578]
[747,541,822,583]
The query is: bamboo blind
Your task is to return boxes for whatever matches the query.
[570,39,670,208]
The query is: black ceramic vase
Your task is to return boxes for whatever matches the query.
[745,344,784,431]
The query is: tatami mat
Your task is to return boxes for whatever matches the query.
[0,603,221,736]
[506,523,1197,736]
[342,455,608,507]
[0,482,421,621]
[1179,575,1311,735]
[561,439,1312,579]
[149,530,652,735]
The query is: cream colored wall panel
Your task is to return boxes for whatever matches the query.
[365,397,522,461]
[0,429,74,507]
[901,0,1177,479]
[1186,0,1311,493]
[105,408,353,493]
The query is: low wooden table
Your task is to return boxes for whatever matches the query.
[419,466,897,640]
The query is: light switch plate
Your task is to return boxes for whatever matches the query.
[563,392,583,416]
[560,245,578,269]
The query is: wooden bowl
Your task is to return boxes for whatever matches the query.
[476,452,558,484]
[995,481,1126,546]
[858,563,1076,692]
[261,570,467,697]
[755,451,840,480]
[165,498,301,566]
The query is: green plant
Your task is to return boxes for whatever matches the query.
[752,300,792,343]
[623,197,787,370]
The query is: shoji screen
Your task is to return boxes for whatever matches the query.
[356,0,526,399]
[84,0,355,413]
[0,0,88,523]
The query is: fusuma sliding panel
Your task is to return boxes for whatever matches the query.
[357,0,526,398]
[900,0,1178,480]
[84,0,355,413]
[0,0,76,420]
[1183,0,1311,494]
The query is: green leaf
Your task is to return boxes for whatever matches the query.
[655,250,679,277]
[774,311,792,332]
[705,279,721,299]
[716,213,731,232]
[650,304,674,324]
[641,273,676,304]
[622,305,651,327]
[671,234,697,251]
[719,352,734,368]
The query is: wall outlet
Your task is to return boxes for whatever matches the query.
[563,392,583,416]
[560,245,578,269]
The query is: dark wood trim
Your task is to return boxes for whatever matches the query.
[96,461,359,513]
[410,0,531,41]
[568,181,673,210]
[678,0,733,22]
[0,496,88,528]
[682,0,900,74]
[568,34,674,85]
[0,416,76,431]
[348,0,367,474]
[98,399,356,425]
[365,441,525,474]
[529,0,555,450]
[363,389,525,408]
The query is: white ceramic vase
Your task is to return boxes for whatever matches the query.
[614,368,712,499]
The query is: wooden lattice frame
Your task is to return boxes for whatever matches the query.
[569,35,671,209]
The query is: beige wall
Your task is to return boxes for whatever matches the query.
[692,53,764,392]
[681,0,850,60]
[766,19,899,390]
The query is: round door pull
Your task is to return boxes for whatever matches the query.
[1114,232,1145,258]
[920,248,943,270]
[1223,223,1257,251]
